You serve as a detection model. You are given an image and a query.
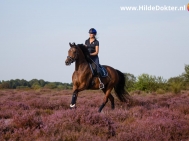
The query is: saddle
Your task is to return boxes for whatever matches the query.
[89,63,108,77]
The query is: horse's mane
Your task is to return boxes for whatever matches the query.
[76,44,92,63]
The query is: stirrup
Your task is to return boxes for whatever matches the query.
[98,77,104,89]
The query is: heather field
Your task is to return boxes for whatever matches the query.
[0,89,189,141]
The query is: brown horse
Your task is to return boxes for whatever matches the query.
[65,42,129,112]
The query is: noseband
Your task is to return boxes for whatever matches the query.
[67,56,76,63]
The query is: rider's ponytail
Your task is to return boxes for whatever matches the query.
[94,33,98,39]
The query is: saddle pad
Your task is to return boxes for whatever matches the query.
[89,63,108,77]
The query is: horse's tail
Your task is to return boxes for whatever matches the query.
[114,69,129,102]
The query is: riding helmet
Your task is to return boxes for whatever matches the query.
[89,28,97,35]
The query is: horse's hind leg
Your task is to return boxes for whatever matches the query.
[102,89,114,110]
[108,94,115,110]
[98,98,108,113]
[99,88,113,112]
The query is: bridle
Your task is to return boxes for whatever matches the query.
[67,46,78,64]
[67,55,76,63]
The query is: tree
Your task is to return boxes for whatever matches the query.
[39,79,46,87]
[0,82,10,89]
[183,64,189,83]
[9,79,17,89]
[57,84,64,90]
[31,81,41,89]
[124,73,136,91]
[133,74,158,92]
[44,83,57,89]
[29,79,39,87]
[20,79,29,86]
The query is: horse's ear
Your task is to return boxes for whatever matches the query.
[69,42,72,47]
[72,42,76,46]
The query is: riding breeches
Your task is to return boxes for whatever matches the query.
[90,55,100,73]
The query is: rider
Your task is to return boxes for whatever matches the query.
[85,28,104,89]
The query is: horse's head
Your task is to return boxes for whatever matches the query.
[65,42,78,66]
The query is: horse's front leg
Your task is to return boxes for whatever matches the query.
[70,90,78,109]
[69,82,88,109]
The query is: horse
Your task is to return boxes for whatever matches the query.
[65,42,130,112]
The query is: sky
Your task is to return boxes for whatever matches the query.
[0,0,189,83]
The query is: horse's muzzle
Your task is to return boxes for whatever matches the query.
[65,60,71,66]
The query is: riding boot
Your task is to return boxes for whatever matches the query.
[97,72,104,89]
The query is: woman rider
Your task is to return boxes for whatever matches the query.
[85,28,104,89]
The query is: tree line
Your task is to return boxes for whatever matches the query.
[0,79,72,90]
[125,64,189,94]
[0,65,189,93]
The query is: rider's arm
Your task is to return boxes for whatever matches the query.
[90,46,99,56]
